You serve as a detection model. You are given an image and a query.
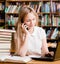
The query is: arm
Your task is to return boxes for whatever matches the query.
[41,37,49,56]
[16,23,30,56]
[14,31,30,56]
[41,30,54,57]
[41,29,49,56]
[18,34,29,56]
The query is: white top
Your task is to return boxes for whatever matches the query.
[27,26,46,54]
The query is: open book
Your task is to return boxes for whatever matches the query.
[0,55,41,63]
[0,55,32,63]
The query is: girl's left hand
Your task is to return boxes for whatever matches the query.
[49,51,54,56]
[45,51,54,57]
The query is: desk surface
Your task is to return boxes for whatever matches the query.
[0,60,60,64]
[28,60,60,64]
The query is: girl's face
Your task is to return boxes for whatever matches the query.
[24,12,36,30]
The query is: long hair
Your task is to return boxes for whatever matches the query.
[15,6,39,44]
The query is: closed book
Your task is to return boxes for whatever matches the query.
[0,29,16,33]
[0,52,10,56]
[0,40,11,43]
[0,49,10,52]
[0,37,11,41]
[51,28,58,39]
[0,32,12,36]
[0,43,11,49]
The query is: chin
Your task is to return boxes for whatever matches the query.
[29,27,34,30]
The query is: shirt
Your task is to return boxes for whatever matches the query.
[27,26,46,54]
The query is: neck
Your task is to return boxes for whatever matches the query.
[29,27,34,34]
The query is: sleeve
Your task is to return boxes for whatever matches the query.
[41,28,46,39]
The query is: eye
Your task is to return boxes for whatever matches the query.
[33,18,35,21]
[27,19,31,22]
[32,18,35,21]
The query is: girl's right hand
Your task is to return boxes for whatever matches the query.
[22,23,29,35]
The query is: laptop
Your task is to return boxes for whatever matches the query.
[31,41,60,61]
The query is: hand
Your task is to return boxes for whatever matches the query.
[48,51,54,56]
[22,23,29,35]
[45,51,54,57]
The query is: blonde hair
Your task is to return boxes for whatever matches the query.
[15,6,39,44]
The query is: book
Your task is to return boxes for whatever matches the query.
[0,55,32,63]
[0,37,11,41]
[0,49,10,52]
[46,28,54,38]
[0,52,10,56]
[0,34,12,38]
[0,29,16,33]
[0,31,12,36]
[51,28,58,39]
[0,43,11,49]
[11,5,17,13]
[0,40,11,43]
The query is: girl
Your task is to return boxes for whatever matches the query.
[14,6,53,57]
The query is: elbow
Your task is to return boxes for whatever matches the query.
[20,53,26,57]
[19,51,27,57]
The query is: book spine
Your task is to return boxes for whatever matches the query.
[0,43,11,48]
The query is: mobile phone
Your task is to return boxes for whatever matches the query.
[24,23,29,30]
[26,27,29,30]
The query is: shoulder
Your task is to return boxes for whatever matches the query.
[34,26,46,38]
[34,26,45,33]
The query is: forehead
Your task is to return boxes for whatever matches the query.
[24,12,36,20]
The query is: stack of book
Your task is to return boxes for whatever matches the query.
[0,29,15,55]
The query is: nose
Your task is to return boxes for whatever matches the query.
[30,20,33,26]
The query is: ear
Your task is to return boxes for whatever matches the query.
[35,21,38,26]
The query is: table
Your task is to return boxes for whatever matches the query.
[0,60,60,64]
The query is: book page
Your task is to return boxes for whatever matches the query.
[28,55,41,58]
[0,55,31,62]
[0,55,41,62]
[0,55,10,61]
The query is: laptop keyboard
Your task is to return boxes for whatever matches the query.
[31,54,53,61]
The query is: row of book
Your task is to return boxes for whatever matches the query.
[46,28,58,39]
[5,15,18,26]
[5,2,60,14]
[52,15,60,26]
[0,2,4,11]
[41,15,51,26]
[5,14,60,27]
[5,4,21,13]
[41,14,60,26]
[51,2,60,12]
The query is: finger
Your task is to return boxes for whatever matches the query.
[22,23,27,30]
[23,24,28,30]
[22,23,24,27]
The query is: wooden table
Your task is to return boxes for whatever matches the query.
[28,60,60,64]
[0,60,60,64]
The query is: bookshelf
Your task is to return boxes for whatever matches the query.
[4,0,60,54]
[0,0,5,29]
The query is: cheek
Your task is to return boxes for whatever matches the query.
[24,22,30,26]
[33,20,36,25]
